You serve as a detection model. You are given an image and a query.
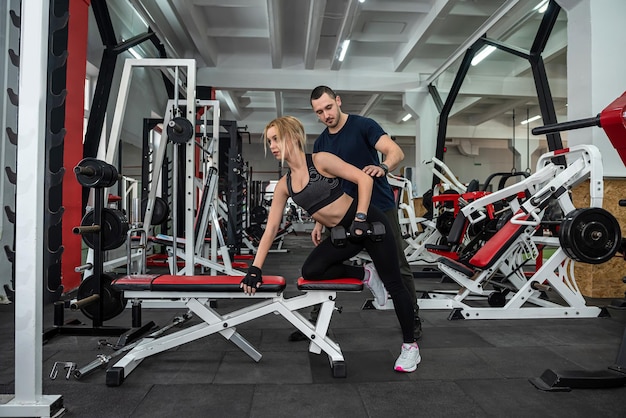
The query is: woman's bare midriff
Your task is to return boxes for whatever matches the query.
[311,194,354,228]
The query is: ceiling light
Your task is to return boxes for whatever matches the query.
[338,40,350,62]
[358,0,365,3]
[402,114,412,122]
[471,45,496,66]
[128,47,142,59]
[521,115,541,125]
[534,0,549,13]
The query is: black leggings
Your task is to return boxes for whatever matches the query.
[301,201,415,343]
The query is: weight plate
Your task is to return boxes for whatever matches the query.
[81,208,129,250]
[167,117,194,144]
[559,207,621,264]
[74,158,119,188]
[436,211,455,236]
[141,197,170,225]
[487,291,507,307]
[77,274,126,321]
[250,205,268,224]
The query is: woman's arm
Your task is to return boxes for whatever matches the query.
[241,177,289,294]
[252,180,289,268]
[314,152,373,216]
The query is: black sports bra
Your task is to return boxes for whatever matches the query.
[286,154,343,215]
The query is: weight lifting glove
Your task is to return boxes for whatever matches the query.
[349,220,369,239]
[241,265,263,290]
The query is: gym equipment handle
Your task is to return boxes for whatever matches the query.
[74,263,93,273]
[532,115,600,135]
[74,165,96,176]
[70,294,100,311]
[168,119,185,133]
[73,225,101,234]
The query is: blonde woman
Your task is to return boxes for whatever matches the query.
[240,116,420,373]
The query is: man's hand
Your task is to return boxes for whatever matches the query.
[362,164,387,178]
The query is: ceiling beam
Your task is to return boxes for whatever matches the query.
[423,0,521,85]
[275,91,283,117]
[216,90,248,120]
[266,0,282,69]
[392,0,452,72]
[198,67,421,92]
[304,0,326,70]
[361,1,432,14]
[468,98,530,125]
[359,94,383,117]
[191,0,259,6]
[205,28,268,38]
[330,0,360,71]
[170,0,218,66]
[129,0,185,60]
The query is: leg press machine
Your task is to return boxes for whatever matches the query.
[418,144,616,320]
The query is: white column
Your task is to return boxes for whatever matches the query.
[558,0,626,176]
[404,89,439,195]
[0,0,63,415]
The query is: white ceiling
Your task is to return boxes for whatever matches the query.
[104,0,568,145]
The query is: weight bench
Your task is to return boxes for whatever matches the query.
[106,274,363,386]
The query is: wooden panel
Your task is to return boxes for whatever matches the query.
[571,179,626,298]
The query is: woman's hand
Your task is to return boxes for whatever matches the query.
[311,223,323,246]
[240,266,263,295]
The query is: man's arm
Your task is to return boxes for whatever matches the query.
[362,134,405,178]
[375,134,404,171]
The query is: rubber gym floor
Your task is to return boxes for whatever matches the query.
[2,232,626,417]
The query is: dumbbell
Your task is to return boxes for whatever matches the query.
[330,222,386,247]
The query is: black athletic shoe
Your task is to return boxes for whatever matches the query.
[414,316,423,340]
[288,329,308,342]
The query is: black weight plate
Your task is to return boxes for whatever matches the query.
[74,158,119,188]
[559,207,621,264]
[487,291,507,307]
[141,197,170,225]
[77,274,126,321]
[435,211,455,236]
[167,117,194,144]
[250,205,268,225]
[81,208,129,250]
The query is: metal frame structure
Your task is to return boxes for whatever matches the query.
[96,59,198,276]
[429,0,565,188]
[0,1,63,415]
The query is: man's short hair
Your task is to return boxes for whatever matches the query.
[310,85,337,103]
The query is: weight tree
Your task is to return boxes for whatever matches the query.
[43,158,132,340]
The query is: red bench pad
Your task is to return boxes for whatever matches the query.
[111,274,286,293]
[469,212,531,269]
[297,277,363,291]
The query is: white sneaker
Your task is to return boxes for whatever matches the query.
[363,263,388,307]
[394,343,421,372]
